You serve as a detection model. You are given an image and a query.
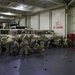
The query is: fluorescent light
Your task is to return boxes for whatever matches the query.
[16,5,23,9]
[0,16,3,18]
[15,4,27,10]
[0,12,22,16]
[1,12,16,16]
[0,12,20,16]
[0,16,14,19]
[9,4,32,12]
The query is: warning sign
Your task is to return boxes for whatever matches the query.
[53,21,63,29]
[52,8,65,36]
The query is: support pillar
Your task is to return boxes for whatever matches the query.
[65,5,68,37]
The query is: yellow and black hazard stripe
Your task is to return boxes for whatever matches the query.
[22,34,27,41]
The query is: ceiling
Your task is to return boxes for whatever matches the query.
[0,0,74,21]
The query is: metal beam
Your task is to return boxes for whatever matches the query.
[0,0,63,8]
[0,5,33,12]
[0,0,65,10]
[68,0,75,5]
[28,5,65,15]
[0,0,44,8]
[0,8,30,15]
[0,17,14,20]
[46,0,65,5]
[0,12,22,17]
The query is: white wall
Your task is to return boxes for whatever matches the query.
[52,8,65,36]
[20,18,26,26]
[27,16,31,28]
[15,19,19,24]
[27,8,67,36]
[68,7,75,34]
[15,18,26,26]
[31,15,39,30]
[30,11,52,30]
[40,12,49,30]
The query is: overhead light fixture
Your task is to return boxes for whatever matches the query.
[18,5,24,9]
[0,16,3,18]
[15,4,27,10]
[0,12,22,16]
[2,12,15,16]
[9,4,32,12]
[0,12,17,16]
[0,16,14,20]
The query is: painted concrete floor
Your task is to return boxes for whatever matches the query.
[0,48,75,75]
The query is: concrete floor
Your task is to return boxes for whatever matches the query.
[0,48,75,75]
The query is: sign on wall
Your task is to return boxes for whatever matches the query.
[53,21,63,29]
[52,8,65,36]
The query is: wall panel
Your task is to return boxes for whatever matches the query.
[31,15,39,30]
[20,18,26,26]
[52,8,65,36]
[40,12,49,30]
[68,7,75,34]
